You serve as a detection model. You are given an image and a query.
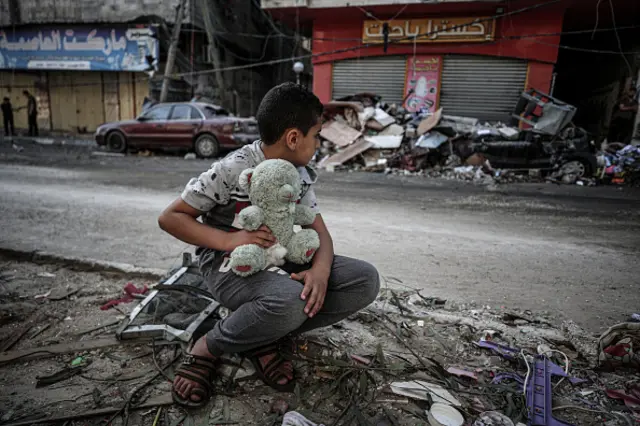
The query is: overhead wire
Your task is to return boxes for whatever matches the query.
[607,0,632,76]
[178,23,640,42]
[591,0,604,39]
[3,0,638,90]
[175,0,566,78]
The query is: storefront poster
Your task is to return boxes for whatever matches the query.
[0,26,158,71]
[404,55,442,113]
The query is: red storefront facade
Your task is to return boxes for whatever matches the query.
[267,1,568,121]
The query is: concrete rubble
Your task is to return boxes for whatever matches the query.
[1,257,639,425]
[317,91,639,188]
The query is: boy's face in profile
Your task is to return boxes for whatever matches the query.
[288,119,321,167]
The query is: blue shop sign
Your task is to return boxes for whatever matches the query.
[0,26,159,71]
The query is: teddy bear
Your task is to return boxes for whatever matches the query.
[229,159,320,277]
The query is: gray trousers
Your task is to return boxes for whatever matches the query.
[203,255,380,356]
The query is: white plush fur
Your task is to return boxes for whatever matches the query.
[229,159,320,276]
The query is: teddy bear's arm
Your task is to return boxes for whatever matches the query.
[238,205,265,231]
[293,205,316,226]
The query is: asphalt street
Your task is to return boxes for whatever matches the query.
[1,141,639,332]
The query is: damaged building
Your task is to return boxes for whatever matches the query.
[0,0,306,133]
[262,0,640,143]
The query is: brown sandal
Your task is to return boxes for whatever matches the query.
[243,343,296,393]
[171,354,218,407]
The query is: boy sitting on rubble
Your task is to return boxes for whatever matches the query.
[158,82,380,406]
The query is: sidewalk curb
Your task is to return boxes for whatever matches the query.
[1,136,96,147]
[0,247,167,280]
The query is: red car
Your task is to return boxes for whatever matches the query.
[95,102,259,158]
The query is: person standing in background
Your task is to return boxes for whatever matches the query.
[23,90,38,136]
[609,87,638,144]
[1,97,15,137]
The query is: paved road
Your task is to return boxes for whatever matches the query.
[2,141,640,332]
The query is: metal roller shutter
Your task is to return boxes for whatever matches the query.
[440,55,527,122]
[332,56,406,104]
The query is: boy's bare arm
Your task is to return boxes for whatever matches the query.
[305,214,334,275]
[293,214,335,318]
[158,198,275,251]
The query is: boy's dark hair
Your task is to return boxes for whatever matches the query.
[256,82,323,145]
[23,90,29,96]
[3,97,9,102]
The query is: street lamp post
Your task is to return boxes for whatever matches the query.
[293,61,304,85]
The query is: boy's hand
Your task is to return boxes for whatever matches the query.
[291,268,330,318]
[227,225,276,251]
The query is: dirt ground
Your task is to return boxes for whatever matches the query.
[1,258,638,426]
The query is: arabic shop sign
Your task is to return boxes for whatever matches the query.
[362,17,495,44]
[0,26,159,71]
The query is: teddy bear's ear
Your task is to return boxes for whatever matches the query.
[238,168,254,191]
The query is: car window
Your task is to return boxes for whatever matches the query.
[202,106,230,118]
[142,105,171,121]
[170,105,199,120]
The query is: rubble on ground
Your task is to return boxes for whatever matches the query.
[2,257,639,425]
[316,91,639,188]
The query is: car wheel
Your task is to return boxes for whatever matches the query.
[559,159,590,178]
[194,133,220,159]
[106,131,127,153]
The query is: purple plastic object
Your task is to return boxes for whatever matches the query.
[527,356,574,426]
[476,340,520,361]
[491,357,577,426]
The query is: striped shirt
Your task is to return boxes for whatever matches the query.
[181,140,319,269]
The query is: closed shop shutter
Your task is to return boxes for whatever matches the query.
[332,56,406,104]
[440,55,527,122]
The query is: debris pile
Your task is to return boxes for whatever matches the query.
[598,143,640,187]
[2,258,639,426]
[316,91,602,187]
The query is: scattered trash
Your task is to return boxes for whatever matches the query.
[598,322,640,370]
[34,289,52,299]
[427,403,464,426]
[100,282,149,310]
[320,121,362,148]
[390,381,462,406]
[282,411,325,426]
[473,411,515,426]
[37,272,56,278]
[315,90,608,188]
[446,367,478,381]
[183,152,197,160]
[270,399,289,415]
[71,356,85,366]
[12,143,24,152]
[2,260,638,426]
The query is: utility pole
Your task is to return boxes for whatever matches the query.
[160,0,187,102]
[200,0,226,107]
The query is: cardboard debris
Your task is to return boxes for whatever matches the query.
[378,123,405,137]
[415,131,448,149]
[417,108,443,135]
[320,138,373,168]
[323,101,364,113]
[370,108,396,129]
[498,127,520,140]
[320,121,362,148]
[390,380,462,407]
[358,107,376,128]
[365,135,403,149]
